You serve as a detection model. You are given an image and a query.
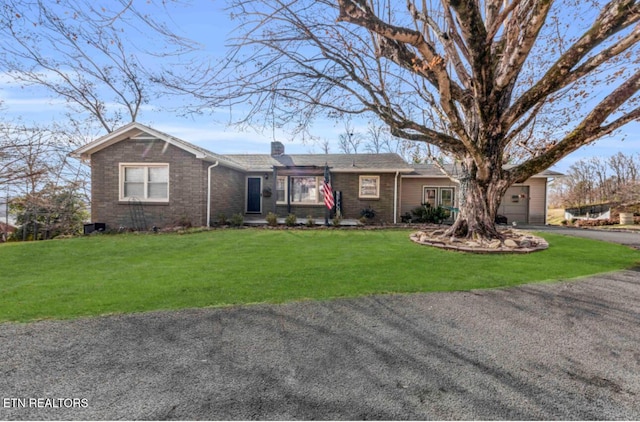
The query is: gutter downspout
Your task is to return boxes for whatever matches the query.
[394,171,399,224]
[207,161,219,227]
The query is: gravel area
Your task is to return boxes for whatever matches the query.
[1,269,640,420]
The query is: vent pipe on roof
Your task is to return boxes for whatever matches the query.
[271,141,285,156]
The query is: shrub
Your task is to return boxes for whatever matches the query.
[410,203,450,224]
[360,206,376,219]
[305,215,315,227]
[400,212,413,223]
[265,212,278,227]
[284,214,297,227]
[230,213,244,227]
[217,213,227,226]
[332,215,342,227]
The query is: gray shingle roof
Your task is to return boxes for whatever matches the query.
[226,153,413,172]
[409,163,564,178]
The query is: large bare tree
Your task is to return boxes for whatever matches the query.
[0,0,194,133]
[181,0,639,240]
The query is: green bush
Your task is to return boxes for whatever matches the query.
[305,215,315,227]
[266,212,278,227]
[284,214,297,227]
[230,213,244,227]
[360,206,376,219]
[410,203,450,224]
[217,213,227,226]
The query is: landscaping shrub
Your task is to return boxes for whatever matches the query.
[266,212,278,227]
[284,214,297,227]
[305,215,315,227]
[360,206,376,219]
[359,206,376,225]
[217,213,228,226]
[410,203,450,224]
[230,213,244,227]
[400,212,412,223]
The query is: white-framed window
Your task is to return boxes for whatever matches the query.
[423,186,455,210]
[119,163,169,202]
[276,176,288,204]
[359,175,380,199]
[290,176,322,204]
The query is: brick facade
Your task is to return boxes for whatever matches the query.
[81,124,554,229]
[259,172,400,223]
[208,165,245,224]
[91,138,209,230]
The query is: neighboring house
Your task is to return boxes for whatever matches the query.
[72,122,560,230]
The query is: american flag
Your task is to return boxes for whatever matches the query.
[323,165,334,210]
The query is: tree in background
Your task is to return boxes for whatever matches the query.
[179,0,639,240]
[1,122,92,240]
[550,152,640,207]
[10,182,89,240]
[0,0,194,133]
[1,0,196,238]
[337,119,363,154]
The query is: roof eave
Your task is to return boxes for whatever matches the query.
[331,168,414,173]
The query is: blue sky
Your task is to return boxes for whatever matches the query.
[0,1,638,174]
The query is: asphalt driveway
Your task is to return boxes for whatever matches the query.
[1,266,640,420]
[521,224,640,249]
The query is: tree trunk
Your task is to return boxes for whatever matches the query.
[446,171,510,241]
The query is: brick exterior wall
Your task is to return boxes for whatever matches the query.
[91,138,209,230]
[253,172,399,223]
[209,165,245,225]
[332,173,398,223]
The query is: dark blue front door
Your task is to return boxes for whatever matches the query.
[247,177,261,213]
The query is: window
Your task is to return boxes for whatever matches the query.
[424,188,437,207]
[423,187,456,211]
[276,176,288,203]
[359,175,380,199]
[291,176,321,203]
[120,164,169,202]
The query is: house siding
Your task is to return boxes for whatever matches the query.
[400,178,458,216]
[400,176,547,224]
[91,138,208,230]
[526,178,548,224]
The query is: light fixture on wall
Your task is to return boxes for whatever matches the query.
[264,173,269,180]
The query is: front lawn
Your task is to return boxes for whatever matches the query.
[1,229,638,322]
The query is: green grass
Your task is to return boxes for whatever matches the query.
[1,229,638,322]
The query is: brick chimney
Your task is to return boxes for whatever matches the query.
[271,141,285,156]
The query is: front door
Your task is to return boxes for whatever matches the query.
[247,177,262,213]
